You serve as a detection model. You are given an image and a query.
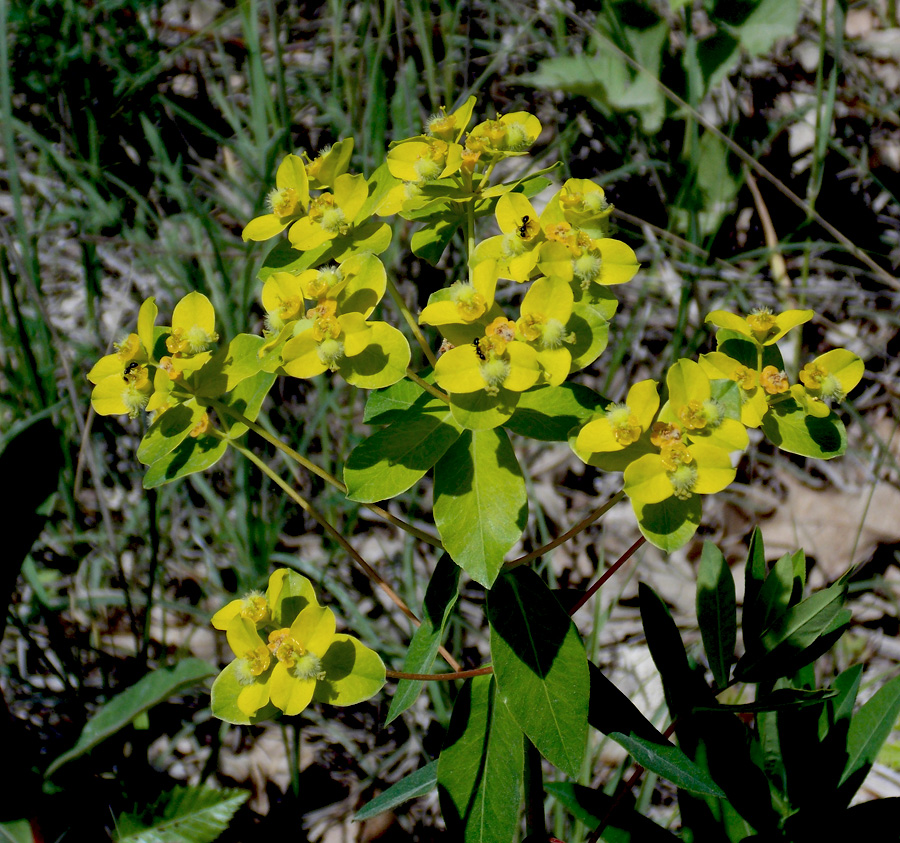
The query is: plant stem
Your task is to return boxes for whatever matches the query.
[208,399,442,548]
[505,489,627,569]
[405,368,450,402]
[569,535,646,615]
[227,436,461,671]
[385,666,492,681]
[386,275,437,368]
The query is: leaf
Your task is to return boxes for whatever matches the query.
[609,732,725,797]
[720,0,801,56]
[437,676,523,843]
[46,659,216,776]
[411,211,465,265]
[761,398,847,459]
[632,494,703,552]
[312,635,386,705]
[696,541,736,689]
[137,401,205,466]
[735,582,848,682]
[694,688,838,713]
[504,383,608,441]
[588,662,667,744]
[143,433,228,489]
[433,428,528,587]
[192,333,266,398]
[363,376,428,424]
[838,675,900,796]
[113,784,247,843]
[545,782,681,841]
[488,568,589,777]
[257,237,331,284]
[340,322,411,389]
[742,526,767,642]
[0,820,35,843]
[386,555,461,724]
[219,371,278,439]
[353,760,438,821]
[344,399,462,503]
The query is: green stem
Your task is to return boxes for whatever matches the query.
[386,274,437,368]
[385,666,492,682]
[226,436,461,671]
[505,489,627,569]
[208,399,442,548]
[405,369,450,403]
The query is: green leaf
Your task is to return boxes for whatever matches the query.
[363,376,428,423]
[696,541,736,689]
[735,582,848,682]
[113,784,248,843]
[219,371,278,439]
[609,732,726,797]
[411,211,465,265]
[719,0,801,56]
[754,552,800,634]
[345,400,462,503]
[504,383,608,442]
[762,397,847,459]
[142,433,228,489]
[192,333,266,398]
[694,688,838,713]
[386,554,461,724]
[433,428,528,587]
[632,494,703,552]
[743,526,767,642]
[354,760,438,821]
[46,659,216,777]
[588,662,667,744]
[210,661,279,726]
[438,676,523,843]
[340,322,411,389]
[313,634,386,705]
[488,568,589,777]
[544,782,681,841]
[567,302,610,371]
[449,387,520,430]
[838,675,900,795]
[257,237,330,284]
[0,820,35,843]
[137,400,205,466]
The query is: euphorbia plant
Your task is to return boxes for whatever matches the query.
[85,98,882,841]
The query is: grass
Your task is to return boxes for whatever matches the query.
[2,0,899,839]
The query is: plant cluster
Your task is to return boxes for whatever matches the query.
[80,99,891,841]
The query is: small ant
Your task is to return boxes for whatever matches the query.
[123,361,139,381]
[517,215,530,239]
[473,337,486,361]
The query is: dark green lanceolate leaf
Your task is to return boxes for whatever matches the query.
[433,429,527,587]
[545,782,681,842]
[762,398,847,459]
[588,662,666,744]
[345,399,462,503]
[820,663,863,739]
[488,568,589,777]
[354,760,438,821]
[735,582,849,682]
[137,400,205,466]
[46,659,216,777]
[438,676,523,843]
[113,784,248,843]
[386,555,461,724]
[753,551,804,634]
[696,541,736,689]
[411,211,465,265]
[838,675,900,799]
[504,383,608,442]
[743,527,767,642]
[218,371,278,439]
[142,433,228,489]
[633,494,703,553]
[694,688,838,713]
[610,732,725,798]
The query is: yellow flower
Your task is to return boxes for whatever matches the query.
[242,155,310,242]
[706,307,813,346]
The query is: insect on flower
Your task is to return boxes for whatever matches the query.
[473,337,486,361]
[517,215,530,238]
[123,361,139,381]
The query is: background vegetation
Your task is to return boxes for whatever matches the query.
[2,0,899,839]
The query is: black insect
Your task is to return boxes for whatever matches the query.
[473,337,486,361]
[123,361,139,381]
[517,215,530,238]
